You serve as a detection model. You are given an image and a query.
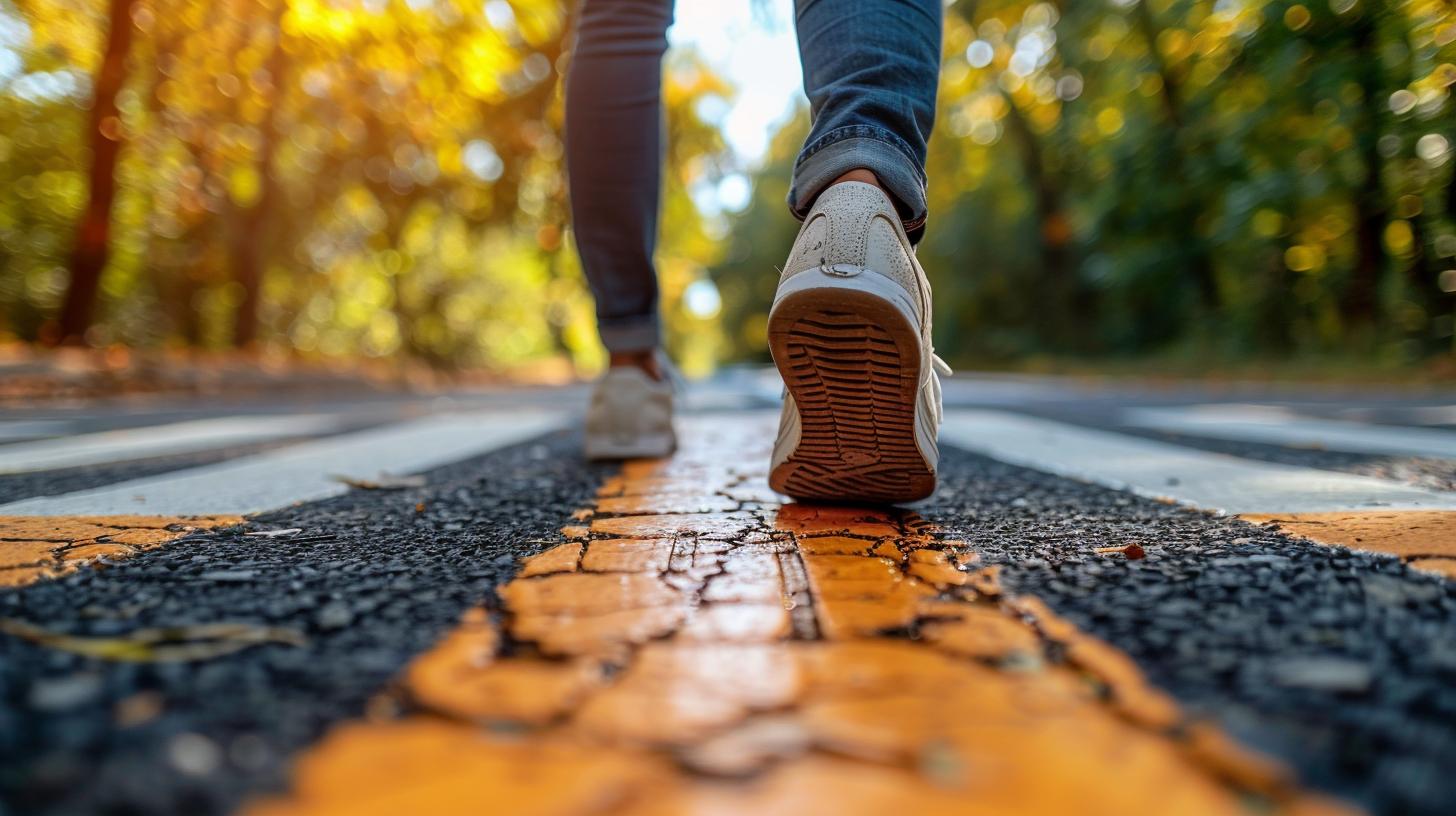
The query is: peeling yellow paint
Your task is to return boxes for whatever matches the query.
[518,541,581,577]
[581,538,676,573]
[1245,510,1456,580]
[1407,557,1456,580]
[249,419,1357,816]
[0,515,242,587]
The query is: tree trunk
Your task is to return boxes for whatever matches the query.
[1409,210,1443,347]
[1000,91,1081,346]
[54,0,136,344]
[1131,0,1220,312]
[1343,8,1387,328]
[231,2,288,348]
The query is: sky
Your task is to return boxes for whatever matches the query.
[0,0,806,168]
[664,2,806,315]
[666,0,804,167]
[0,0,803,225]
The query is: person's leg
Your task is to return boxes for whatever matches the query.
[768,0,945,502]
[568,0,678,460]
[565,0,674,370]
[789,0,941,242]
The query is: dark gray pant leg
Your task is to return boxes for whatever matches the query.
[565,0,675,352]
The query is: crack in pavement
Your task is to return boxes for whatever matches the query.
[3,418,1453,815]
[245,417,1354,816]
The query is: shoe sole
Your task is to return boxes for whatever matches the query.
[768,273,935,503]
[585,432,676,462]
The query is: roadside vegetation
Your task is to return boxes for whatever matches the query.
[0,0,1452,379]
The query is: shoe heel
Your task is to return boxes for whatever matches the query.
[767,274,935,503]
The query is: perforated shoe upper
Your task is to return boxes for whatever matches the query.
[780,181,931,329]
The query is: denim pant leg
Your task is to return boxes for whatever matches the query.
[565,0,675,353]
[790,0,942,242]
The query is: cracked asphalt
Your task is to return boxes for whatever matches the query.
[1,401,1454,815]
[1,431,601,816]
[923,447,1456,815]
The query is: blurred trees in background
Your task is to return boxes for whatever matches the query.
[719,0,1456,369]
[0,0,729,374]
[1,0,1452,375]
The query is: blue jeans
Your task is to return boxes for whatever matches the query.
[566,0,942,352]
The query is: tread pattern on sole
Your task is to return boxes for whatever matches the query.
[770,290,934,504]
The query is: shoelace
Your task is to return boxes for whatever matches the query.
[928,351,952,426]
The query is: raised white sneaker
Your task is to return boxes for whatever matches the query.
[767,181,949,503]
[584,363,676,461]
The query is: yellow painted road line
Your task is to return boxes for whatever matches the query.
[247,416,1355,816]
[0,515,242,587]
[1244,511,1456,580]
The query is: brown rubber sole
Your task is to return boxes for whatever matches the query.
[768,286,935,504]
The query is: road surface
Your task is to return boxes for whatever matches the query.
[1,371,1454,815]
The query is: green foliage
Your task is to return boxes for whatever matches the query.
[0,0,732,374]
[719,0,1456,367]
[2,0,1452,373]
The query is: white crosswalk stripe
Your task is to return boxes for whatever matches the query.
[1122,404,1456,460]
[941,409,1456,515]
[0,415,340,474]
[0,411,569,516]
[0,420,74,444]
[5,404,1450,519]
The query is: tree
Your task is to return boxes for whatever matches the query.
[54,0,135,344]
[228,0,287,349]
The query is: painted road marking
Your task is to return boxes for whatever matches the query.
[0,411,567,516]
[940,410,1456,515]
[946,410,1456,579]
[0,515,241,587]
[0,419,74,443]
[246,415,1351,815]
[1123,404,1456,459]
[1243,511,1456,580]
[1394,405,1456,426]
[0,415,340,474]
[0,410,1437,808]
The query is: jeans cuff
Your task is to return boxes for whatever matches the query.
[598,315,660,353]
[788,127,928,238]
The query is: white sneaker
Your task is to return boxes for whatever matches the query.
[767,181,949,503]
[584,362,676,460]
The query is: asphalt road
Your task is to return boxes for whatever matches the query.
[2,372,1454,815]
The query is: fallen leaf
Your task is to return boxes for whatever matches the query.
[245,528,303,538]
[0,618,306,662]
[1094,543,1146,559]
[330,473,427,490]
